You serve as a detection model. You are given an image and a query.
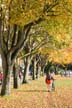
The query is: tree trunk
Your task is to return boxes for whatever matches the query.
[37,64,41,78]
[41,66,45,76]
[36,63,38,79]
[32,58,36,80]
[1,55,13,96]
[54,65,58,75]
[22,56,30,83]
[13,64,18,89]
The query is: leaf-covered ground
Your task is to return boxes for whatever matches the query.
[0,75,72,108]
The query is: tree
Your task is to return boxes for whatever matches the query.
[21,29,48,82]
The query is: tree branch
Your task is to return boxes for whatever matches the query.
[20,39,48,59]
[11,24,17,47]
[0,7,8,53]
[11,24,32,64]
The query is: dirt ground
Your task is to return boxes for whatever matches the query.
[0,75,72,108]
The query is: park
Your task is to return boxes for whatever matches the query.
[0,0,72,108]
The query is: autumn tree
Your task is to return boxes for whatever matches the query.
[19,28,48,82]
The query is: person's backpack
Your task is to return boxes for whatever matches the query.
[47,74,51,80]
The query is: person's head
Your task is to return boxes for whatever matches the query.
[48,71,51,75]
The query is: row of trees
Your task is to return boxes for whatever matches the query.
[0,0,72,96]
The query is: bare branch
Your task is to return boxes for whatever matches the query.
[11,24,17,47]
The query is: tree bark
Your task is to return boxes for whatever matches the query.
[1,55,13,96]
[22,56,30,83]
[32,58,36,80]
[13,64,18,89]
[38,64,41,78]
[41,66,45,76]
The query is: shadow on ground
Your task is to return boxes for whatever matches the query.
[16,90,48,92]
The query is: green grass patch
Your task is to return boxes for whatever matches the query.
[55,79,72,87]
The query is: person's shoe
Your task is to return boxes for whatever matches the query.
[48,90,50,92]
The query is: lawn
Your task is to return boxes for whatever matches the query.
[55,75,72,87]
[0,75,72,108]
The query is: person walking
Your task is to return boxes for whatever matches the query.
[51,72,55,91]
[45,71,52,92]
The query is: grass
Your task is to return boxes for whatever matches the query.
[55,78,72,87]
